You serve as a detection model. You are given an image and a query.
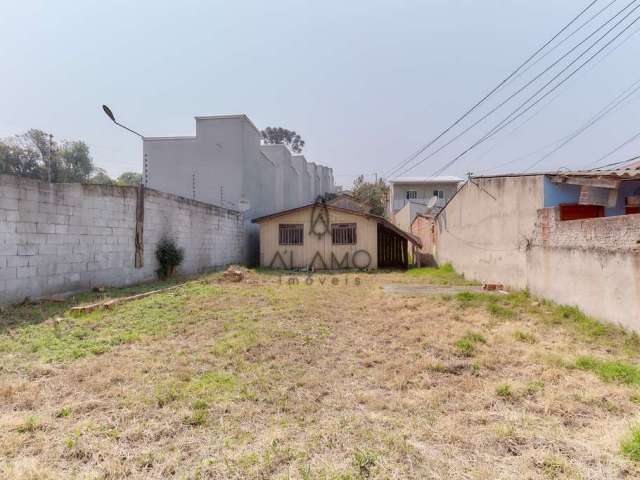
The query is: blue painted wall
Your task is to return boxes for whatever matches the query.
[543,175,640,216]
[543,176,580,207]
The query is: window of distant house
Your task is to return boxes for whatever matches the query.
[433,190,445,199]
[279,224,303,245]
[331,223,357,245]
[406,190,418,199]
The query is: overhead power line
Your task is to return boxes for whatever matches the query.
[424,6,640,178]
[505,0,619,88]
[586,130,640,167]
[521,75,640,170]
[381,0,601,180]
[473,14,640,173]
[393,0,640,179]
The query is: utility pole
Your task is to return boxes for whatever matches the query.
[47,134,53,183]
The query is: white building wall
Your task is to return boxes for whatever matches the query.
[292,155,313,204]
[143,115,333,264]
[260,144,299,211]
[306,160,318,202]
[390,181,461,213]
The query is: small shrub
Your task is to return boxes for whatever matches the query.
[155,237,184,279]
[514,330,536,344]
[496,383,512,398]
[621,425,640,462]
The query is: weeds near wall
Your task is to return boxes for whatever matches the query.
[155,237,184,279]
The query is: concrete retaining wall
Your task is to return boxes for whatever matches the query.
[0,175,244,304]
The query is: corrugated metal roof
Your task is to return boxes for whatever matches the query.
[474,166,640,181]
[551,168,640,179]
[389,176,463,184]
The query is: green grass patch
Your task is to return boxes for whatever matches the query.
[406,263,473,285]
[621,425,640,462]
[0,282,220,362]
[496,383,512,398]
[16,415,41,433]
[514,330,537,344]
[487,302,516,319]
[525,380,545,395]
[454,331,486,357]
[575,356,640,386]
[352,449,378,479]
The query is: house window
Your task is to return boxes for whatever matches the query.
[433,189,445,199]
[406,190,417,199]
[279,224,303,245]
[331,223,357,245]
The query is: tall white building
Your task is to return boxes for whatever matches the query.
[143,114,334,263]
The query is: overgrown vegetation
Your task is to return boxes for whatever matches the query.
[2,268,640,478]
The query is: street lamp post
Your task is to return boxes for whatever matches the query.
[102,105,144,139]
[102,105,146,269]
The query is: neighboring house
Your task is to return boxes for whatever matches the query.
[252,202,421,270]
[434,168,640,331]
[410,213,436,267]
[393,201,430,233]
[388,177,462,227]
[326,192,370,213]
[142,114,334,263]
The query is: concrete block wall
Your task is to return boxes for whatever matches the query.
[0,175,244,304]
[527,207,640,330]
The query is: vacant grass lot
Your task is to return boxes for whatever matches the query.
[1,267,640,479]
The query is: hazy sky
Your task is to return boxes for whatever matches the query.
[2,1,640,186]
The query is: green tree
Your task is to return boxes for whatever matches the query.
[352,175,389,217]
[1,129,99,183]
[89,168,113,185]
[260,127,305,153]
[0,142,42,178]
[116,171,143,186]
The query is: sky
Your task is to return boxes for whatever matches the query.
[2,0,640,187]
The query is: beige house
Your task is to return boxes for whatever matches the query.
[252,202,421,270]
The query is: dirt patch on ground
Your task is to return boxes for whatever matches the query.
[1,269,640,479]
[382,283,485,294]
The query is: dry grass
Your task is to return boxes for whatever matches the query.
[1,267,640,479]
